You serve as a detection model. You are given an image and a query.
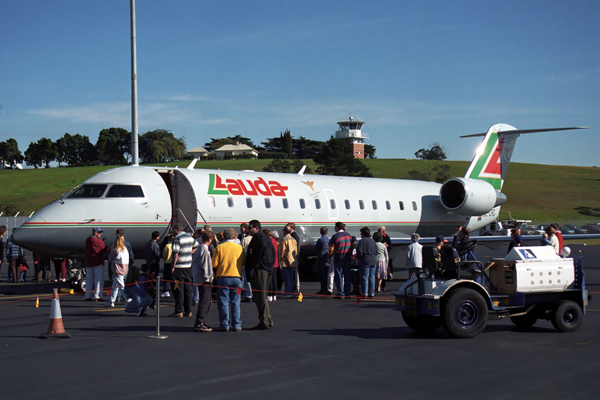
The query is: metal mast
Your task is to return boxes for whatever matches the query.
[130,0,139,166]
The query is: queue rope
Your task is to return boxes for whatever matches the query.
[0,277,397,305]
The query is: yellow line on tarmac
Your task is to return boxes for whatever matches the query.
[94,304,170,313]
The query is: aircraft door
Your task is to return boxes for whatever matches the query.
[324,189,339,220]
[169,170,198,232]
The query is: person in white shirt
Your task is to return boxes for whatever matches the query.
[406,233,423,279]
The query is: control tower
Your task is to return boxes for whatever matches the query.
[334,117,369,159]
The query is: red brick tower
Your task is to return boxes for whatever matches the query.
[334,117,368,159]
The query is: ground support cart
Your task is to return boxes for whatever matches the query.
[393,246,588,338]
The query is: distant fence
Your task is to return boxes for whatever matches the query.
[1,216,32,258]
[1,216,30,232]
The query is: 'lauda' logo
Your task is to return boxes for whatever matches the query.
[208,174,289,197]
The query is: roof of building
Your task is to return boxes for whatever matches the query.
[187,146,208,153]
[215,143,258,152]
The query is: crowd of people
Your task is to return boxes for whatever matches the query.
[0,219,576,329]
[74,220,399,332]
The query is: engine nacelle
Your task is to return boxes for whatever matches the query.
[439,178,507,216]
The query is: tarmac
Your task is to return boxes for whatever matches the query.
[1,244,599,399]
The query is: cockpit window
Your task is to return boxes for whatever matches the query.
[67,184,108,198]
[106,185,145,198]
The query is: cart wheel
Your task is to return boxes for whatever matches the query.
[551,300,583,333]
[510,313,538,329]
[441,288,487,338]
[402,313,441,333]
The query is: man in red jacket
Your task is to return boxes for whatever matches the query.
[85,227,109,301]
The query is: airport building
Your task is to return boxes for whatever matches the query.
[333,117,369,159]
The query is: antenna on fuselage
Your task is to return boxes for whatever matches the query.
[130,0,139,166]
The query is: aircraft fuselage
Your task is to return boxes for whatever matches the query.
[12,165,496,257]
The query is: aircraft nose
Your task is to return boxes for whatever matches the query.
[11,223,77,257]
[11,225,46,254]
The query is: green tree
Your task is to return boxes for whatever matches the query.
[364,144,377,159]
[282,129,293,158]
[55,133,97,167]
[0,138,24,168]
[415,143,447,160]
[96,127,131,165]
[139,129,186,163]
[263,159,292,173]
[203,135,257,152]
[25,137,56,168]
[260,135,285,153]
[24,142,43,169]
[313,139,373,177]
[291,158,312,174]
[408,164,451,183]
[0,203,20,216]
[293,136,324,159]
[262,133,323,158]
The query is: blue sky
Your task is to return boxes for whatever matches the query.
[1,0,599,167]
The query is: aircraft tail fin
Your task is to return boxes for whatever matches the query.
[462,124,588,191]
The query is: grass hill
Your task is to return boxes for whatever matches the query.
[1,159,599,223]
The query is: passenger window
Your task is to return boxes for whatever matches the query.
[330,199,336,209]
[68,184,108,198]
[399,201,404,210]
[264,198,271,209]
[412,201,418,211]
[386,200,391,210]
[246,198,253,208]
[106,185,144,198]
[315,199,321,209]
[345,199,350,209]
[227,197,234,208]
[208,196,216,208]
[372,200,377,210]
[299,199,305,209]
[282,198,289,209]
[359,200,365,210]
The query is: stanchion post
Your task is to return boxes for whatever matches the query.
[147,275,168,339]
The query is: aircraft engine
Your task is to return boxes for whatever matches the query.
[439,178,507,216]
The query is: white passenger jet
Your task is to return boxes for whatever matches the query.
[11,123,587,259]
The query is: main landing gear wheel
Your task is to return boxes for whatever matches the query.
[442,288,487,339]
[551,300,583,333]
[402,313,441,333]
[510,313,538,329]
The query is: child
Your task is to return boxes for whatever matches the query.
[124,266,153,316]
[540,232,552,246]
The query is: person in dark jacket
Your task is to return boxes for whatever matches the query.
[0,225,6,281]
[245,219,275,330]
[356,227,378,298]
[144,231,161,277]
[314,227,330,295]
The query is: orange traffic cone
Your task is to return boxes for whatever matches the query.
[40,288,71,339]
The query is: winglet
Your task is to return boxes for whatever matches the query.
[187,158,199,170]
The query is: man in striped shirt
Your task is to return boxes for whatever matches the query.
[329,222,353,298]
[169,223,198,317]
